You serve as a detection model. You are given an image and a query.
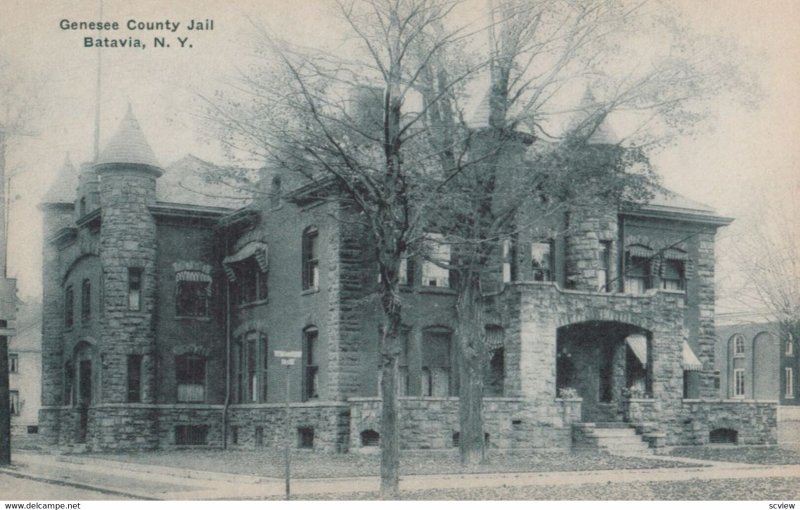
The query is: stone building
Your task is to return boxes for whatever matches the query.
[38,106,777,452]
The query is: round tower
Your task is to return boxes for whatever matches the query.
[93,107,162,448]
[563,89,622,292]
[39,155,79,446]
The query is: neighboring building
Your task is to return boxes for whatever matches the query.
[9,300,42,443]
[38,105,777,453]
[716,322,797,405]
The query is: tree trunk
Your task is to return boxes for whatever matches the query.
[456,274,486,465]
[379,297,402,498]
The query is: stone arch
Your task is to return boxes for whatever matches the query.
[61,254,101,286]
[360,429,380,447]
[556,320,653,423]
[555,309,657,334]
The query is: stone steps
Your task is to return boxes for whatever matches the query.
[573,422,653,456]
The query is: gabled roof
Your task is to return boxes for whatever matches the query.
[42,154,78,204]
[96,105,160,169]
[157,154,252,210]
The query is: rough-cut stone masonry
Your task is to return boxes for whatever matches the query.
[348,397,581,451]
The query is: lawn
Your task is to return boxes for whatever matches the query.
[83,449,700,479]
[668,446,800,465]
[293,476,800,500]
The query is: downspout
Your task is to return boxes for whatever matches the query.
[222,232,231,448]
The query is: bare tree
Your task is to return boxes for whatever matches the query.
[204,0,759,481]
[725,175,800,349]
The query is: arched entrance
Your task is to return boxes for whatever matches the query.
[556,321,652,423]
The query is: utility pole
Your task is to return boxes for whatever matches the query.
[274,350,301,500]
[0,128,16,466]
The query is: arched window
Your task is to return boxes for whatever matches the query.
[360,429,380,447]
[176,354,206,403]
[302,227,320,290]
[733,334,745,357]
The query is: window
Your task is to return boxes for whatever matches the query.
[176,354,205,403]
[63,361,74,405]
[64,285,74,328]
[27,426,38,434]
[231,258,267,305]
[485,325,505,397]
[270,175,282,209]
[127,355,143,403]
[9,353,18,373]
[234,333,268,403]
[786,367,794,398]
[661,259,685,291]
[531,240,554,282]
[421,329,454,397]
[81,279,91,323]
[733,368,745,397]
[231,426,239,445]
[625,256,650,294]
[360,429,380,447]
[733,334,745,357]
[304,327,319,401]
[302,227,320,290]
[502,238,516,283]
[255,426,264,446]
[298,427,314,449]
[786,336,794,356]
[598,241,612,292]
[128,268,143,311]
[175,425,208,445]
[422,233,451,287]
[176,271,211,317]
[9,391,19,416]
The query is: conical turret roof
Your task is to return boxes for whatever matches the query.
[42,154,79,204]
[96,105,161,169]
[568,88,618,145]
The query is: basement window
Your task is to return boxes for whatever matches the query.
[360,429,380,447]
[298,427,314,449]
[175,425,208,446]
[709,428,737,444]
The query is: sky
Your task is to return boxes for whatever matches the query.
[0,0,797,323]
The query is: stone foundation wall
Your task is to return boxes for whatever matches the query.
[227,403,350,453]
[348,397,581,451]
[679,400,777,445]
[624,398,777,445]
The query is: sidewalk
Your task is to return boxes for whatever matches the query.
[2,450,798,500]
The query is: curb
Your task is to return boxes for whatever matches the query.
[0,467,159,500]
